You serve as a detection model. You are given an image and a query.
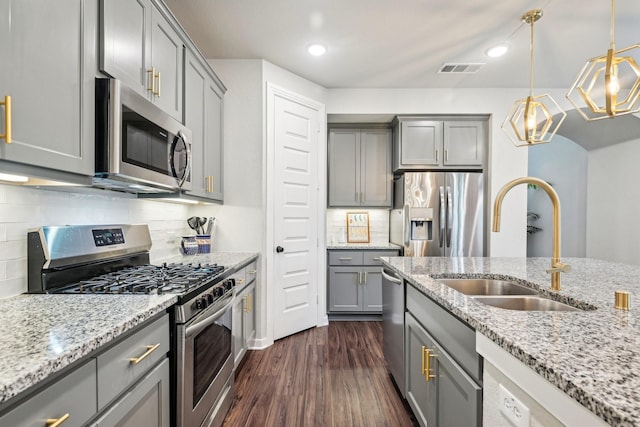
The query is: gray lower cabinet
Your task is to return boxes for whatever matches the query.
[0,360,97,427]
[328,128,392,207]
[327,249,398,313]
[184,49,225,202]
[0,314,170,427]
[92,358,170,427]
[232,260,258,369]
[0,0,96,176]
[101,0,183,121]
[405,286,482,427]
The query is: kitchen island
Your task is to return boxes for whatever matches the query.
[0,251,257,416]
[382,256,640,427]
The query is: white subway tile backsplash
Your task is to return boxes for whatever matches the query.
[0,278,25,299]
[0,183,196,297]
[326,208,390,245]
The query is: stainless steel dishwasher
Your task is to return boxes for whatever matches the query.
[382,268,405,396]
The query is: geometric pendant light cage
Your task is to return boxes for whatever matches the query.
[502,10,567,147]
[566,0,640,121]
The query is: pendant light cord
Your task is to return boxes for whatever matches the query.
[529,16,535,97]
[610,0,615,49]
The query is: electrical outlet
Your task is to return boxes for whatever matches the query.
[499,384,530,427]
[166,231,177,244]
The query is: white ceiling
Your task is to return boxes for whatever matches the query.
[164,0,640,90]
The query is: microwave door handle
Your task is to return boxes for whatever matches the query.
[439,186,445,248]
[170,131,190,187]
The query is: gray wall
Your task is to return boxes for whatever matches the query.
[527,135,587,257]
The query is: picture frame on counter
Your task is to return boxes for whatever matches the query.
[346,212,370,243]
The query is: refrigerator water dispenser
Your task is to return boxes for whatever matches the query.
[410,207,433,240]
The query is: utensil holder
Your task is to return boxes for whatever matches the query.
[196,234,211,254]
[180,236,198,256]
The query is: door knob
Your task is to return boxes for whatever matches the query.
[276,246,284,253]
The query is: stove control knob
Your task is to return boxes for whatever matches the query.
[224,280,233,291]
[215,287,225,297]
[228,278,236,288]
[195,297,208,310]
[206,293,214,304]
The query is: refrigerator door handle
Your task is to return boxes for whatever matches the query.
[403,204,411,247]
[446,186,453,248]
[439,186,445,248]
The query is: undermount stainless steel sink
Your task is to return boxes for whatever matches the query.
[437,278,539,296]
[472,296,581,312]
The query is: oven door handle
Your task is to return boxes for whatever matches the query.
[186,298,232,339]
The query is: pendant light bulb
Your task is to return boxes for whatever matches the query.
[607,69,620,96]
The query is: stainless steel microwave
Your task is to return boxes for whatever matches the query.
[94,78,192,193]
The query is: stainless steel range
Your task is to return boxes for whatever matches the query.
[27,224,235,427]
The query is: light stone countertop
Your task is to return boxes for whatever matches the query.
[381,256,640,427]
[0,251,258,409]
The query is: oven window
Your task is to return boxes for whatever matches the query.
[122,106,171,175]
[193,314,232,406]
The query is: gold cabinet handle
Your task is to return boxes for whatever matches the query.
[363,271,368,284]
[339,257,352,261]
[129,343,160,365]
[1,95,11,144]
[244,294,252,313]
[46,413,70,427]
[147,67,156,93]
[237,278,245,285]
[248,270,257,275]
[445,149,449,162]
[204,176,210,192]
[421,346,436,382]
[155,71,161,97]
[435,150,439,162]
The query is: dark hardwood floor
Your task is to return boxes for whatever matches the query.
[223,321,418,427]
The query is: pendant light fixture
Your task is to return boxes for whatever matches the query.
[566,0,640,121]
[502,10,566,147]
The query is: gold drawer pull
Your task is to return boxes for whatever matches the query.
[46,413,70,427]
[248,270,257,275]
[373,257,381,261]
[244,294,252,313]
[1,95,11,144]
[129,343,161,365]
[339,257,352,261]
[155,71,161,97]
[237,278,245,285]
[421,346,436,382]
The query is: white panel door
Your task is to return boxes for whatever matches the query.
[273,93,319,340]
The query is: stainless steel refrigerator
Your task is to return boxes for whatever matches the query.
[389,172,484,257]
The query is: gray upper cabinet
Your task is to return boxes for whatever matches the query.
[101,0,183,121]
[328,128,392,207]
[393,117,486,172]
[443,121,485,166]
[0,0,96,175]
[397,121,443,167]
[184,50,224,202]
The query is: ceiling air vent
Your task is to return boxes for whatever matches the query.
[438,63,484,74]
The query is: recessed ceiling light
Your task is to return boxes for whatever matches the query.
[307,43,327,56]
[486,43,510,58]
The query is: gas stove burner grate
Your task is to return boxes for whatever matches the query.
[55,262,226,295]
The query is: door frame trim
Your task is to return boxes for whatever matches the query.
[262,82,327,346]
